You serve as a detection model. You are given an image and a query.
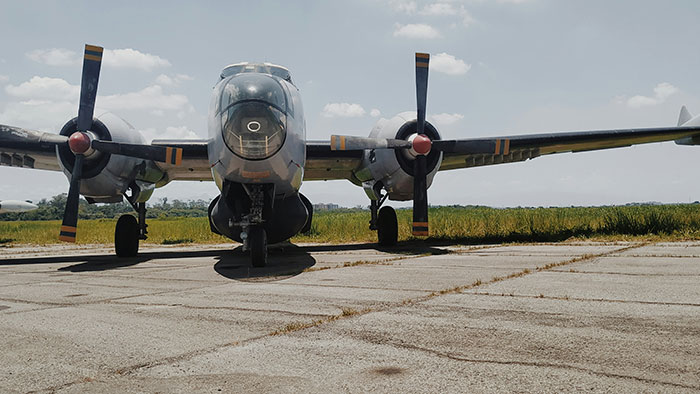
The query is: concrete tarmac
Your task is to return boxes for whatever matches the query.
[0,241,698,393]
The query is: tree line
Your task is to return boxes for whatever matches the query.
[0,194,211,221]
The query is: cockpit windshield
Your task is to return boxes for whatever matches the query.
[220,73,288,115]
[220,63,293,85]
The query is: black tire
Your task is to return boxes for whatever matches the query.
[377,206,398,246]
[115,214,139,257]
[300,193,313,234]
[249,226,267,267]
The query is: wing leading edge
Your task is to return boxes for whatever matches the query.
[306,125,700,180]
[439,125,700,171]
[0,125,214,183]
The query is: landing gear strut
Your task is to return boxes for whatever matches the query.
[232,184,270,267]
[369,195,397,246]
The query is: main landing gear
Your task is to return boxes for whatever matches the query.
[370,196,398,246]
[116,189,148,257]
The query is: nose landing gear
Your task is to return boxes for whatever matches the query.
[248,226,267,267]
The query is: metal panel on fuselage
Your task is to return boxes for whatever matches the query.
[207,71,305,198]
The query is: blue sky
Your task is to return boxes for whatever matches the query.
[2,0,700,207]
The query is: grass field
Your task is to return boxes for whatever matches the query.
[2,205,700,246]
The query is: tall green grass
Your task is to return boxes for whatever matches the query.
[2,205,700,245]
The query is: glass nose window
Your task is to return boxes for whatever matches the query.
[222,101,286,160]
[220,74,288,160]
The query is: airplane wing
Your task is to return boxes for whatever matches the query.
[305,141,363,183]
[150,139,211,182]
[0,125,214,182]
[312,125,700,181]
[0,125,64,171]
[438,125,700,171]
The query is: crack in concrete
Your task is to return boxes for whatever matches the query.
[470,291,700,307]
[385,341,700,390]
[32,242,657,392]
[0,282,233,310]
[106,301,332,318]
[550,269,700,277]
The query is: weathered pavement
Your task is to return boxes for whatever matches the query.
[0,241,698,393]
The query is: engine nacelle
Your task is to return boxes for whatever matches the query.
[358,112,443,201]
[56,112,163,203]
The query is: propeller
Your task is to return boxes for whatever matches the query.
[412,53,430,236]
[53,45,184,243]
[330,52,513,237]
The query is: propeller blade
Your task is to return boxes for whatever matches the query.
[412,154,429,237]
[91,140,184,165]
[59,154,84,243]
[415,53,430,135]
[330,135,412,151]
[432,138,511,155]
[77,44,103,131]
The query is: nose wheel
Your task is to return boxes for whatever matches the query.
[249,226,268,267]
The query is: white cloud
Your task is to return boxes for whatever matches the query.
[431,53,471,75]
[0,99,76,132]
[417,3,475,26]
[321,103,366,118]
[4,76,191,113]
[370,108,381,117]
[625,82,679,108]
[99,85,189,111]
[420,3,458,15]
[0,75,8,84]
[140,126,200,143]
[393,23,441,39]
[5,76,79,101]
[103,48,171,71]
[26,48,79,66]
[429,113,464,125]
[165,126,200,139]
[391,0,417,14]
[25,47,171,71]
[155,73,193,86]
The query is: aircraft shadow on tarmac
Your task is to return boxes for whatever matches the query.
[0,241,449,282]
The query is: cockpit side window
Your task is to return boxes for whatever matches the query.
[269,66,293,85]
[220,64,294,86]
[220,65,245,80]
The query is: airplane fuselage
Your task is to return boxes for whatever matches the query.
[206,63,310,244]
[207,64,306,197]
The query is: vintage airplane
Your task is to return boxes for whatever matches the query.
[0,200,38,214]
[2,44,700,266]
